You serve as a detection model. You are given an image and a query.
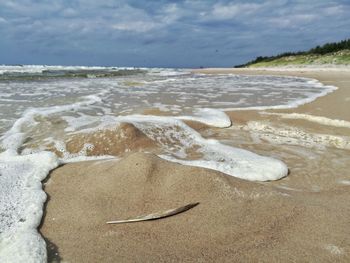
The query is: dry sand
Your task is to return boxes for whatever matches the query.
[40,68,350,262]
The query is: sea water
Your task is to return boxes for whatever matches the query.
[0,65,337,262]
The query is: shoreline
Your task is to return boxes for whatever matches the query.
[40,68,350,262]
[194,68,350,121]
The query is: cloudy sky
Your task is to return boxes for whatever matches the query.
[0,0,349,67]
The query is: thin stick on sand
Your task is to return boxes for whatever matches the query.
[106,202,199,224]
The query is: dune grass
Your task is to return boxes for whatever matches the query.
[248,50,350,68]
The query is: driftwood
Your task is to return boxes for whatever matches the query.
[106,202,199,224]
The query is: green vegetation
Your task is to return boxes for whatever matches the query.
[235,39,350,68]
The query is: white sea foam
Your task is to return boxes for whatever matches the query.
[114,115,287,181]
[175,108,232,128]
[0,150,59,263]
[245,121,350,150]
[1,95,102,152]
[55,113,287,181]
[2,101,286,205]
[0,94,103,262]
[0,71,336,135]
[147,68,190,76]
[60,155,116,164]
[338,180,350,185]
[221,78,336,111]
[324,244,344,255]
[63,115,101,132]
[0,65,136,75]
[261,112,350,129]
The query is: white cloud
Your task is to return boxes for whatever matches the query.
[293,14,317,23]
[112,21,158,33]
[211,3,261,20]
[1,0,62,16]
[110,5,159,33]
[111,3,182,33]
[160,3,181,24]
[268,14,318,29]
[323,5,345,15]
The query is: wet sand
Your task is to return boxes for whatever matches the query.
[40,69,350,262]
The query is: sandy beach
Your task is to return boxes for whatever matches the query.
[40,68,350,262]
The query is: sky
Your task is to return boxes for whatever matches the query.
[0,0,349,68]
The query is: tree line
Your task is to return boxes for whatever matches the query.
[235,38,350,67]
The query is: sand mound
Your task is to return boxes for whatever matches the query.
[40,153,349,262]
[48,123,157,157]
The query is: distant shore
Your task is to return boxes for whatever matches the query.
[40,68,350,262]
